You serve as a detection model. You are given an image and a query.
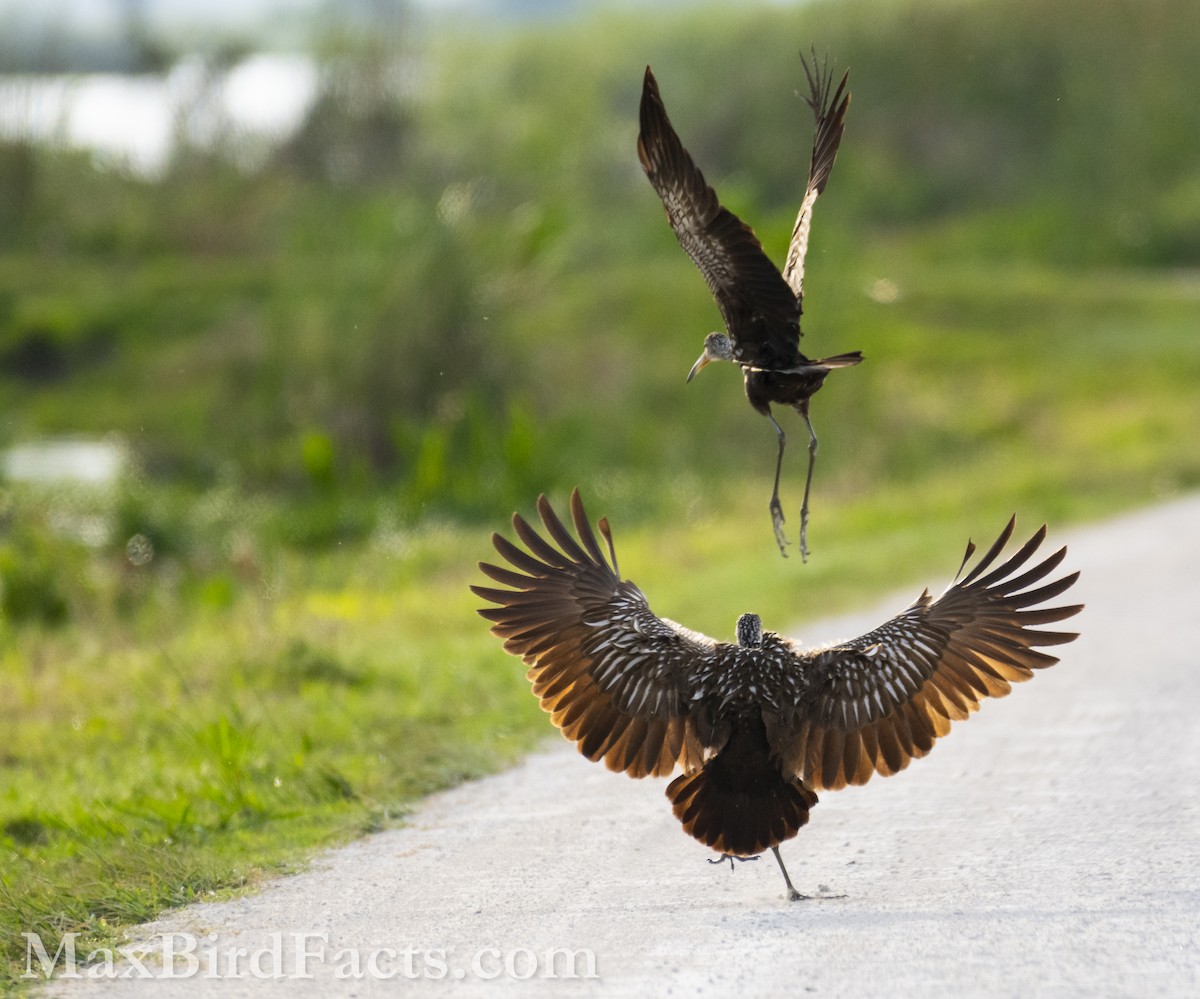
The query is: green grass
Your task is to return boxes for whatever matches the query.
[0,524,548,989]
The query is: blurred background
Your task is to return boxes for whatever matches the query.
[2,0,1198,982]
[3,0,1199,550]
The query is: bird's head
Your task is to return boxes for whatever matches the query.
[687,332,734,382]
[735,612,763,648]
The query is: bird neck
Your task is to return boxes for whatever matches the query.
[736,613,763,648]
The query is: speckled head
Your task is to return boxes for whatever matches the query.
[735,612,763,648]
[687,332,736,382]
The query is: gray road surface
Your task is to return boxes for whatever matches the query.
[40,496,1200,996]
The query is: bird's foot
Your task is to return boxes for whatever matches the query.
[708,853,759,872]
[799,510,810,563]
[770,500,790,558]
[787,887,847,902]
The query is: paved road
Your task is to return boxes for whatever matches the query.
[43,497,1200,996]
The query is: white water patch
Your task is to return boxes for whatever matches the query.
[0,52,319,176]
[1,436,126,486]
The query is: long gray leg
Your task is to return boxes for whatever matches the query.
[767,410,789,557]
[798,405,818,563]
[771,846,807,901]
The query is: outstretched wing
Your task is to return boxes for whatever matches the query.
[781,54,850,304]
[472,488,719,778]
[767,518,1082,791]
[638,66,801,367]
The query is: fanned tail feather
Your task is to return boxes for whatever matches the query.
[667,720,818,857]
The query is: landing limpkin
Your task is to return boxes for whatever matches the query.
[472,490,1082,901]
[638,58,863,561]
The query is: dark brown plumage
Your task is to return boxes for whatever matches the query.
[638,57,863,561]
[472,489,1083,900]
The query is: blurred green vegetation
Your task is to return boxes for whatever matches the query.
[3,0,1200,987]
[2,0,1197,523]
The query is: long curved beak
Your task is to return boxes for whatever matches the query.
[686,351,711,383]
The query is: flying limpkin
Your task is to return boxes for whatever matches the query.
[638,58,862,561]
[472,490,1082,901]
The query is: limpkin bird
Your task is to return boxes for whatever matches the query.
[472,490,1081,901]
[638,58,863,561]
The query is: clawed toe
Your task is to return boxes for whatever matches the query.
[770,503,790,556]
[787,889,847,902]
[709,853,760,872]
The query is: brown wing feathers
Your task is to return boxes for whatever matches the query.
[801,54,850,199]
[778,520,1082,791]
[638,66,802,358]
[782,54,851,301]
[472,489,696,779]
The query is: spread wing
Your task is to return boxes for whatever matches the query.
[781,54,850,304]
[638,66,801,368]
[766,518,1082,791]
[471,488,719,778]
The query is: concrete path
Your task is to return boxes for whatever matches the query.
[42,497,1200,996]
